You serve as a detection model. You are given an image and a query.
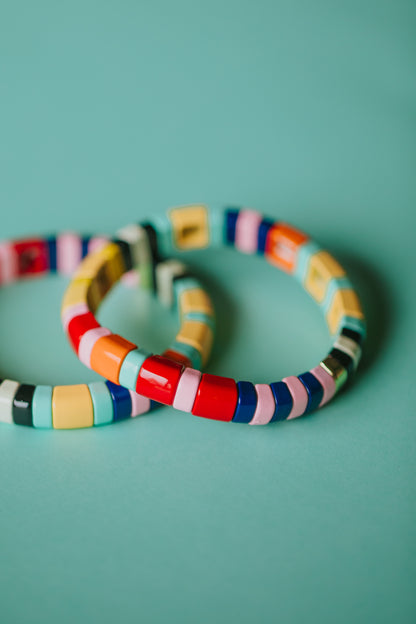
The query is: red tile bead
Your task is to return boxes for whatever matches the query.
[67,312,101,353]
[14,239,50,276]
[135,355,184,405]
[192,373,238,422]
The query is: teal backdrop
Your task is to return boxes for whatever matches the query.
[0,1,415,622]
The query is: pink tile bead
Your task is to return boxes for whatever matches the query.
[78,327,111,368]
[310,365,336,407]
[88,236,109,254]
[61,302,90,332]
[283,376,309,419]
[250,384,275,425]
[129,390,151,417]
[0,242,18,284]
[57,233,82,275]
[173,368,202,413]
[235,209,263,254]
[122,270,140,288]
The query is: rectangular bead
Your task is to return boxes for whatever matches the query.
[0,380,20,424]
[326,288,364,335]
[304,250,346,303]
[176,320,213,366]
[169,205,210,250]
[52,384,94,429]
[265,223,309,273]
[32,385,53,428]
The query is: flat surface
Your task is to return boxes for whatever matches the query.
[1,2,415,622]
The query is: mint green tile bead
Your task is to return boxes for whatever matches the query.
[208,205,226,248]
[340,315,367,338]
[118,348,151,390]
[174,277,201,298]
[88,382,114,426]
[32,385,53,429]
[182,311,216,331]
[151,213,174,257]
[294,240,321,283]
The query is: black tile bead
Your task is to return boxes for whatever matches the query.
[13,384,36,427]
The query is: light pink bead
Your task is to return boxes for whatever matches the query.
[250,384,275,425]
[88,236,109,254]
[0,242,18,284]
[129,390,151,417]
[78,327,111,367]
[61,302,90,332]
[235,209,263,254]
[310,366,336,407]
[173,368,202,413]
[122,270,140,288]
[283,376,309,419]
[57,233,82,275]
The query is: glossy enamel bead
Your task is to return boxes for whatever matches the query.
[270,381,293,422]
[172,367,202,412]
[265,222,309,273]
[0,380,20,424]
[136,356,184,405]
[12,383,36,426]
[192,373,238,422]
[52,385,94,429]
[169,205,210,250]
[90,334,137,384]
[232,381,257,424]
[298,372,324,413]
[250,384,275,425]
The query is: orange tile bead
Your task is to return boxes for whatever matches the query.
[90,334,137,384]
[265,223,309,273]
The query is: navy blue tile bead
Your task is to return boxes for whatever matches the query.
[225,209,239,245]
[270,381,293,421]
[233,381,257,423]
[13,384,36,426]
[330,348,354,379]
[105,381,132,421]
[47,236,57,272]
[257,218,274,254]
[298,372,324,414]
[81,236,91,259]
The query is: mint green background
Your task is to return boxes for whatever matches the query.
[1,2,415,622]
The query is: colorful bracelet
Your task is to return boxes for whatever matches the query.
[0,230,215,429]
[62,205,366,425]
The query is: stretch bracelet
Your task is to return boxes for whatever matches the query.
[0,231,215,428]
[62,205,366,425]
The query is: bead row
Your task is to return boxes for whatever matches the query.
[63,205,366,425]
[0,230,215,428]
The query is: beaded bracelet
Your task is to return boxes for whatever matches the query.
[0,230,215,428]
[62,205,366,425]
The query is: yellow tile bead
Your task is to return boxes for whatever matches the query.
[169,205,209,250]
[304,250,346,303]
[101,243,125,283]
[326,288,364,334]
[52,384,94,429]
[61,278,93,314]
[179,288,214,316]
[61,277,103,315]
[176,320,213,365]
[73,247,110,281]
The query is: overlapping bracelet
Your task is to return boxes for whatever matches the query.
[0,230,215,428]
[62,205,365,425]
